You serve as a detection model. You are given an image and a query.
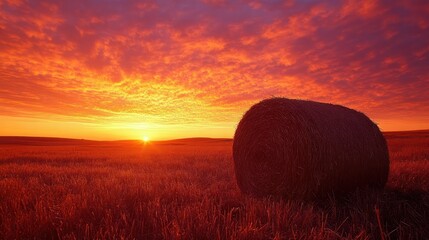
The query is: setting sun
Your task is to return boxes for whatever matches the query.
[142,136,150,143]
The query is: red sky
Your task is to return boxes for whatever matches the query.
[1,0,428,140]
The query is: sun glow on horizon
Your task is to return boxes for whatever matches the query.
[142,136,150,143]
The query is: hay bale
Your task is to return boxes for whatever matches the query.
[233,98,389,199]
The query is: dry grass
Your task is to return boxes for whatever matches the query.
[0,132,428,239]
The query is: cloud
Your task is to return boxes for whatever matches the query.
[0,0,428,138]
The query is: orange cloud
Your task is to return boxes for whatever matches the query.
[0,0,428,139]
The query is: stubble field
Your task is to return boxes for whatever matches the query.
[1,131,429,239]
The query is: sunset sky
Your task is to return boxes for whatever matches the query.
[1,0,428,140]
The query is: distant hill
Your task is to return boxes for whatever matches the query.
[0,130,427,146]
[153,138,232,145]
[383,129,429,139]
[0,136,232,146]
[0,136,100,146]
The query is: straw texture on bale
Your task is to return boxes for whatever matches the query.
[233,98,389,199]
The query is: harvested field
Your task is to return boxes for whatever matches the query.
[1,131,429,239]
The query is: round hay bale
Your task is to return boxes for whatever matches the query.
[233,98,389,199]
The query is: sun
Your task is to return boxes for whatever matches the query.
[142,136,150,143]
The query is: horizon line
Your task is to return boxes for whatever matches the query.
[1,128,429,142]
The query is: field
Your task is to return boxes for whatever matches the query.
[1,131,429,239]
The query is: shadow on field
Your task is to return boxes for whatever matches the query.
[314,187,429,239]
[216,186,429,239]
